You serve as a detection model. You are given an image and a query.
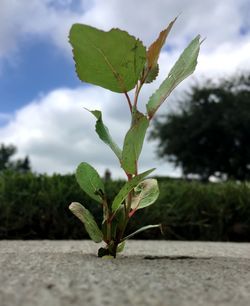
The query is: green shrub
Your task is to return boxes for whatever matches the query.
[0,171,249,241]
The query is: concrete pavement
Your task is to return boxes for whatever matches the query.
[0,240,249,306]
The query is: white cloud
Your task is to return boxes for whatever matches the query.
[1,34,250,177]
[0,0,83,61]
[0,0,249,60]
[82,0,249,49]
[197,41,250,78]
[0,86,180,178]
[0,0,249,80]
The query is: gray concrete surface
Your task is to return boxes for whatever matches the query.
[0,240,250,306]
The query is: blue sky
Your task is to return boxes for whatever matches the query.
[0,0,250,177]
[0,39,79,114]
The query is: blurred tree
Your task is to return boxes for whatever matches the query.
[150,74,250,181]
[0,144,31,173]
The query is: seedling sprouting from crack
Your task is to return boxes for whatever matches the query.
[68,17,202,258]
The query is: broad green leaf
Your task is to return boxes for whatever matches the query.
[146,35,201,119]
[147,17,177,69]
[122,224,161,241]
[145,64,159,84]
[112,168,155,213]
[69,202,103,243]
[86,109,122,160]
[131,179,159,210]
[69,24,146,93]
[121,110,149,174]
[76,162,104,203]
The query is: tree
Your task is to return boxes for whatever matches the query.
[150,74,250,181]
[0,144,31,173]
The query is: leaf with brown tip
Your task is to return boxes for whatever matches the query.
[147,17,177,70]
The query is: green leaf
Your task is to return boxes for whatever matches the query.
[117,241,126,253]
[76,162,104,203]
[69,24,146,93]
[112,168,155,213]
[146,35,202,119]
[101,255,115,259]
[86,109,122,160]
[122,224,161,241]
[121,110,149,174]
[131,179,159,210]
[69,202,103,243]
[145,64,159,84]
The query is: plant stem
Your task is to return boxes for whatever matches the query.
[134,81,143,108]
[120,82,141,239]
[107,220,111,242]
[124,92,132,113]
[113,78,142,252]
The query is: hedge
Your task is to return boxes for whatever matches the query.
[0,171,249,241]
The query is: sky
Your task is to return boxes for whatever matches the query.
[0,0,250,178]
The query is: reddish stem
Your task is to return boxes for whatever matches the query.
[124,92,132,113]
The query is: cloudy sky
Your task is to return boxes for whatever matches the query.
[0,0,250,178]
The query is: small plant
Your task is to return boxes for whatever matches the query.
[68,17,201,258]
